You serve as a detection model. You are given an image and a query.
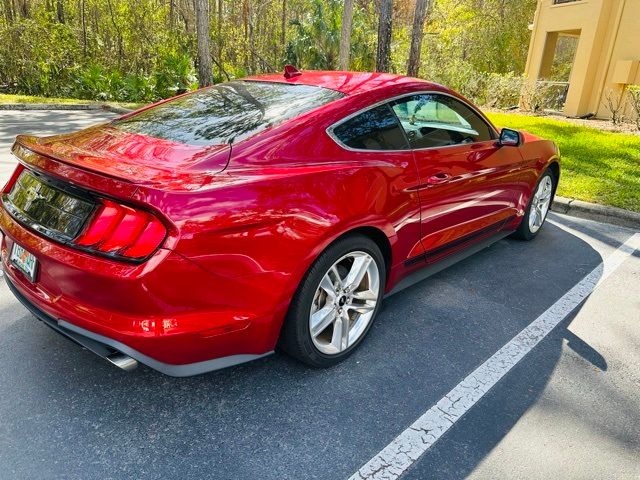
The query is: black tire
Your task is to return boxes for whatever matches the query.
[512,168,556,241]
[279,234,386,368]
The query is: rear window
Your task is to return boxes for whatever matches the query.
[112,80,344,146]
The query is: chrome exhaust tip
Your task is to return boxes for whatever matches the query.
[106,352,139,371]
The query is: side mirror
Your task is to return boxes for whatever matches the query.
[498,128,522,147]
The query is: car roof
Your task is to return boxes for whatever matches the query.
[244,70,442,96]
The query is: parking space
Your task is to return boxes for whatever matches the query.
[0,111,638,479]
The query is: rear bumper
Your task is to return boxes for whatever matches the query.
[5,274,272,376]
[0,200,281,375]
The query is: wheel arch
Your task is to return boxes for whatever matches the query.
[332,225,393,281]
[275,223,393,358]
[546,157,561,199]
[548,158,560,179]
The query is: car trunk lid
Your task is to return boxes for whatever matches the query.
[12,124,231,188]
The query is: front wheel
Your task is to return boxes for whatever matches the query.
[279,235,385,367]
[512,169,556,240]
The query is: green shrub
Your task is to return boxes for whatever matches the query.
[74,64,115,100]
[153,52,197,99]
[626,85,640,130]
[485,73,523,109]
[285,0,340,70]
[0,19,81,97]
[421,63,527,110]
[121,74,156,102]
[0,1,196,103]
[70,52,196,102]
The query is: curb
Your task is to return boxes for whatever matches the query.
[551,196,640,230]
[0,103,133,114]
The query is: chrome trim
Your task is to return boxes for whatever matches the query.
[326,90,499,153]
[105,352,139,371]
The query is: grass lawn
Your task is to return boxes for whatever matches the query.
[0,94,142,110]
[487,112,640,212]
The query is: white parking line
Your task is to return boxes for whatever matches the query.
[349,233,640,480]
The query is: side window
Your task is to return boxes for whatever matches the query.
[332,104,408,151]
[391,94,493,149]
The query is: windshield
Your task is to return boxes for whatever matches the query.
[112,80,344,146]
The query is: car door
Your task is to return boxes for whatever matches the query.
[327,102,425,272]
[390,93,522,259]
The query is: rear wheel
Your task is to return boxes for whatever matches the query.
[279,235,385,367]
[513,169,555,240]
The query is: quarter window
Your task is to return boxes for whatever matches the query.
[332,104,408,151]
[391,94,493,149]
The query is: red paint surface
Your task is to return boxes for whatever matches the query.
[0,71,559,368]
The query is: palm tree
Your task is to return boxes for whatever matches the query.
[286,0,340,70]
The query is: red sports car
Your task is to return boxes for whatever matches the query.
[1,69,559,376]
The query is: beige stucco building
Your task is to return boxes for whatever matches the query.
[524,0,640,118]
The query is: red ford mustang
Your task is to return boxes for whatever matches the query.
[1,69,559,376]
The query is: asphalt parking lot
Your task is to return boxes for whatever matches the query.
[0,110,639,480]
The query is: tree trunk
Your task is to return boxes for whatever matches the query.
[56,0,64,23]
[247,1,255,73]
[106,0,123,68]
[407,0,430,77]
[180,0,195,34]
[217,0,222,38]
[242,0,249,68]
[2,0,15,23]
[216,0,223,77]
[281,0,286,55]
[376,0,393,72]
[338,0,353,71]
[80,0,87,56]
[17,0,28,18]
[195,0,213,87]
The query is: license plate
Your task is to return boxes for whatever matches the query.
[10,242,38,282]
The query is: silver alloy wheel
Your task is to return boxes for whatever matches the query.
[309,251,380,355]
[529,175,553,233]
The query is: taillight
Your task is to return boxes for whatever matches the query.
[75,199,167,260]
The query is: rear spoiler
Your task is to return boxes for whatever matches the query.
[9,136,140,200]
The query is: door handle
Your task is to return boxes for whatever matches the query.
[427,173,451,185]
